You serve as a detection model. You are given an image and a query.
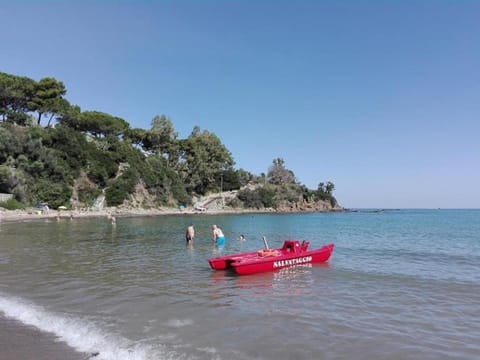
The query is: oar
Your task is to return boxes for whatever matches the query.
[262,236,269,249]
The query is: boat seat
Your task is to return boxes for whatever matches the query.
[282,240,302,254]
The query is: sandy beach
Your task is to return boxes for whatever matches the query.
[0,206,278,224]
[0,207,175,222]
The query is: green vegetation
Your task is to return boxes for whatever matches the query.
[0,198,25,210]
[0,71,338,211]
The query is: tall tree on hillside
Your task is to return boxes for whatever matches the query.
[325,181,335,195]
[318,182,325,193]
[267,158,296,185]
[177,127,234,194]
[57,105,82,129]
[144,114,178,159]
[318,181,335,195]
[124,127,147,148]
[75,111,130,138]
[0,72,36,124]
[27,77,68,126]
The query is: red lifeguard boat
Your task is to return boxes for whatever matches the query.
[208,238,334,276]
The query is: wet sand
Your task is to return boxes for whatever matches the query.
[0,314,90,360]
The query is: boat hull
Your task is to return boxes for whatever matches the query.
[208,250,258,270]
[208,241,334,275]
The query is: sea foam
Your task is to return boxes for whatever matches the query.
[0,293,178,360]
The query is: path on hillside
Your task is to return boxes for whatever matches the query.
[196,190,239,211]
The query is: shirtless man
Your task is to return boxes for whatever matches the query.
[212,224,225,246]
[186,224,195,245]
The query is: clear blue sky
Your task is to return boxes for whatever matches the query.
[2,0,479,208]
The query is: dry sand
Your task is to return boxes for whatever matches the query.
[0,206,273,224]
[0,207,179,222]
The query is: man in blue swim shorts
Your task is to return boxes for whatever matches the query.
[212,224,225,245]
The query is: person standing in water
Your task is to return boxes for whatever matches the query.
[212,224,225,246]
[186,223,195,245]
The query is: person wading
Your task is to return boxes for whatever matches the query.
[212,224,225,246]
[186,223,195,245]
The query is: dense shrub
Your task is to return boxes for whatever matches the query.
[170,173,191,206]
[0,165,28,201]
[216,169,240,192]
[87,150,118,186]
[0,165,11,193]
[273,184,301,204]
[143,156,190,206]
[0,198,25,210]
[237,188,264,208]
[317,193,337,207]
[236,186,278,209]
[46,125,88,174]
[105,169,137,206]
[258,186,276,208]
[29,178,72,209]
[226,197,242,208]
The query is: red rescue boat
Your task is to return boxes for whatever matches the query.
[208,239,334,276]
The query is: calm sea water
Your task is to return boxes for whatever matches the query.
[1,209,479,360]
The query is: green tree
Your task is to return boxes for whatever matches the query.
[144,114,178,159]
[216,169,240,192]
[124,127,147,148]
[318,182,325,193]
[45,125,89,172]
[0,72,36,124]
[30,178,71,209]
[57,105,82,129]
[315,181,337,207]
[325,181,335,195]
[76,111,130,138]
[236,168,256,187]
[27,77,68,126]
[237,188,263,208]
[317,181,335,195]
[105,167,142,207]
[178,127,234,194]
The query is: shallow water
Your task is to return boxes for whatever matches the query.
[1,210,479,359]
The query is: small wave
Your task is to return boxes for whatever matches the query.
[167,318,194,328]
[0,294,176,360]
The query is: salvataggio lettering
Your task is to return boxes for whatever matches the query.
[273,256,313,268]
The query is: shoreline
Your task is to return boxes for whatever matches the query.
[0,206,343,224]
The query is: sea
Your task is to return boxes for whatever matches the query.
[0,209,479,360]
